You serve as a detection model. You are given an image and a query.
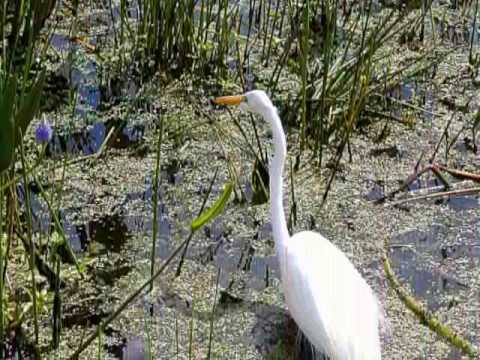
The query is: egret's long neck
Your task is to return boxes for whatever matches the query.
[264,107,289,263]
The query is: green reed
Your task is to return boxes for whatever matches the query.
[19,138,39,347]
[296,2,429,186]
[469,0,479,65]
[116,0,268,79]
[188,299,195,359]
[0,176,4,358]
[0,0,57,353]
[206,268,220,359]
[150,117,164,292]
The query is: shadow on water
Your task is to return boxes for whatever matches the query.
[407,177,441,191]
[19,170,277,288]
[386,81,420,103]
[455,137,477,154]
[68,213,130,253]
[436,195,479,211]
[46,118,145,158]
[62,303,104,329]
[206,220,280,291]
[364,180,385,201]
[435,19,480,46]
[104,331,145,360]
[2,326,37,360]
[16,183,51,233]
[49,33,101,114]
[49,31,143,117]
[47,34,147,158]
[389,226,478,312]
[64,209,170,258]
[252,307,323,359]
[406,176,479,211]
[94,259,133,286]
[385,80,434,121]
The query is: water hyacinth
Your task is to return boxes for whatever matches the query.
[35,115,53,144]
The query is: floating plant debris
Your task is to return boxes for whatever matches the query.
[369,145,404,158]
[93,260,133,286]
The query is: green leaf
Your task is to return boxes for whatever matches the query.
[15,70,46,144]
[0,75,18,172]
[191,181,233,231]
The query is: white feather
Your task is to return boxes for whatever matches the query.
[284,231,381,360]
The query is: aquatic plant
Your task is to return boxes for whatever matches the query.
[115,0,287,80]
[270,2,436,200]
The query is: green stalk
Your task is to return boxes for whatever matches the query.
[469,0,479,65]
[149,117,164,292]
[33,177,82,277]
[188,300,195,360]
[197,0,205,42]
[19,138,39,346]
[52,256,61,348]
[97,327,103,360]
[299,0,310,150]
[175,313,179,359]
[264,0,281,63]
[175,169,218,277]
[261,0,273,59]
[206,268,221,359]
[144,310,153,359]
[0,174,4,353]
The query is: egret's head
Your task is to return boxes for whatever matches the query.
[214,90,274,116]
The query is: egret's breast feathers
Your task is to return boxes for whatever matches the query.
[284,231,381,360]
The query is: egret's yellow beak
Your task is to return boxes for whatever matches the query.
[213,95,244,106]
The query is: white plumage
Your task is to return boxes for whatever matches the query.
[285,231,381,359]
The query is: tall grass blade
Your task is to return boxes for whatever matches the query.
[14,70,46,144]
[0,75,17,172]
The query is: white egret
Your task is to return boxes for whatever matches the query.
[214,90,382,360]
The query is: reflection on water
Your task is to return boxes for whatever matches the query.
[46,119,145,158]
[389,226,477,312]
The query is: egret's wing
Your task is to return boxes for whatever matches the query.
[284,231,381,360]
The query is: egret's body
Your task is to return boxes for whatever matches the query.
[285,231,381,359]
[214,90,382,360]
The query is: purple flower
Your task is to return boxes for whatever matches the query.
[35,116,53,144]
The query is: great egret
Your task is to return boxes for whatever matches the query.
[214,90,382,360]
